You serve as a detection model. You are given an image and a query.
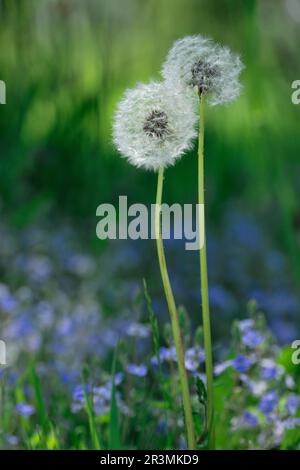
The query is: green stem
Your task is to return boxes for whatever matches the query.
[198,93,215,449]
[155,167,196,450]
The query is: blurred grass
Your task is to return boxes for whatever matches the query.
[0,0,299,271]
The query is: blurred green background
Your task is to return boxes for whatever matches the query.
[0,0,299,272]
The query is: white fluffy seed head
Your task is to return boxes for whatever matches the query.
[112,81,197,171]
[161,35,244,106]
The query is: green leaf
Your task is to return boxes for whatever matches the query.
[30,365,51,437]
[109,347,121,450]
[195,376,208,448]
[143,279,160,366]
[82,377,101,450]
[196,375,207,407]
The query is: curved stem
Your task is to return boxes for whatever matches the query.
[155,167,196,450]
[198,94,215,449]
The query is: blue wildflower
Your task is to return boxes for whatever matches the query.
[285,394,299,416]
[93,385,111,401]
[238,319,254,333]
[214,360,231,376]
[243,411,258,428]
[151,346,177,365]
[259,391,278,414]
[156,419,169,435]
[260,360,280,381]
[0,284,17,312]
[285,375,295,389]
[232,355,252,373]
[72,384,91,402]
[71,402,84,413]
[184,347,205,372]
[26,255,52,283]
[126,363,148,377]
[5,434,19,446]
[15,403,35,417]
[107,372,124,387]
[242,329,264,349]
[285,418,300,429]
[66,254,95,276]
[125,322,150,338]
[243,377,267,396]
[94,402,110,417]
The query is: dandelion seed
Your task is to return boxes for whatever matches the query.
[162,35,244,106]
[113,81,197,171]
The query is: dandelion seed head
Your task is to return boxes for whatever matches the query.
[113,81,197,171]
[143,109,169,139]
[190,60,219,93]
[161,35,244,106]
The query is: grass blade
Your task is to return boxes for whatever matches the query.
[109,346,121,450]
